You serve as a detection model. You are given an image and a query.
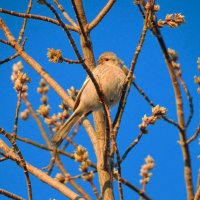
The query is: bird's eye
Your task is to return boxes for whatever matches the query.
[105,58,109,61]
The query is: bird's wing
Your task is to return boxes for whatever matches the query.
[73,76,90,110]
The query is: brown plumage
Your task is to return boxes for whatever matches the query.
[52,52,126,145]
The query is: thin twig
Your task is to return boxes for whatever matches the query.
[132,81,181,130]
[0,53,19,65]
[115,143,124,200]
[120,178,151,200]
[58,156,93,200]
[89,180,101,200]
[12,134,97,169]
[62,57,83,64]
[177,74,193,128]
[17,0,32,44]
[0,38,10,45]
[70,0,90,45]
[53,0,77,27]
[138,5,194,198]
[88,0,116,31]
[0,189,24,200]
[22,96,51,146]
[72,170,97,179]
[0,17,96,147]
[22,97,91,199]
[132,81,154,106]
[0,19,95,198]
[113,3,153,137]
[0,8,77,32]
[194,185,200,200]
[13,91,22,142]
[194,170,200,200]
[0,18,76,113]
[0,139,84,199]
[42,155,56,175]
[0,128,32,200]
[146,8,195,200]
[62,123,80,150]
[0,38,26,65]
[0,154,8,162]
[121,131,144,163]
[186,124,200,144]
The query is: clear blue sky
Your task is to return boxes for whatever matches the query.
[0,0,199,199]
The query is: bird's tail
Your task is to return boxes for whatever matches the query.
[52,111,81,146]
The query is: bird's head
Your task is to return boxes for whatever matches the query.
[98,52,122,66]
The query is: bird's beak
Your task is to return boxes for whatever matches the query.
[97,58,103,64]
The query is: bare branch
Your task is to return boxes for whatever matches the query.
[146,11,195,200]
[0,18,74,109]
[194,185,200,200]
[13,91,22,142]
[53,0,78,27]
[22,96,51,146]
[113,3,153,136]
[44,2,112,161]
[17,0,32,44]
[0,8,78,32]
[137,4,194,198]
[187,124,200,144]
[62,57,83,64]
[0,38,10,45]
[13,133,97,169]
[0,189,24,200]
[132,81,182,130]
[88,180,101,199]
[120,178,152,200]
[22,97,92,199]
[62,123,80,150]
[177,74,194,128]
[115,144,124,200]
[88,0,116,31]
[121,131,144,163]
[0,17,96,156]
[0,139,85,199]
[0,52,19,65]
[0,38,26,65]
[0,128,32,200]
[70,0,90,45]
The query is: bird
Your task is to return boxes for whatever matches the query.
[52,52,126,145]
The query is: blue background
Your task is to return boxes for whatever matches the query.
[0,0,199,199]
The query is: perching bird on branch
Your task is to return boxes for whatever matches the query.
[53,52,126,145]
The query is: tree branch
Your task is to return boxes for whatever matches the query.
[0,17,97,157]
[186,124,200,144]
[71,0,89,44]
[44,2,112,169]
[0,189,24,200]
[0,52,19,65]
[88,0,116,31]
[0,139,84,199]
[0,128,32,200]
[53,0,78,27]
[121,178,151,200]
[22,97,91,199]
[121,131,145,163]
[149,12,194,200]
[113,2,152,137]
[177,74,193,128]
[17,0,32,44]
[0,8,78,32]
[132,81,182,130]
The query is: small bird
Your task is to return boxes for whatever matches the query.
[52,52,126,145]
